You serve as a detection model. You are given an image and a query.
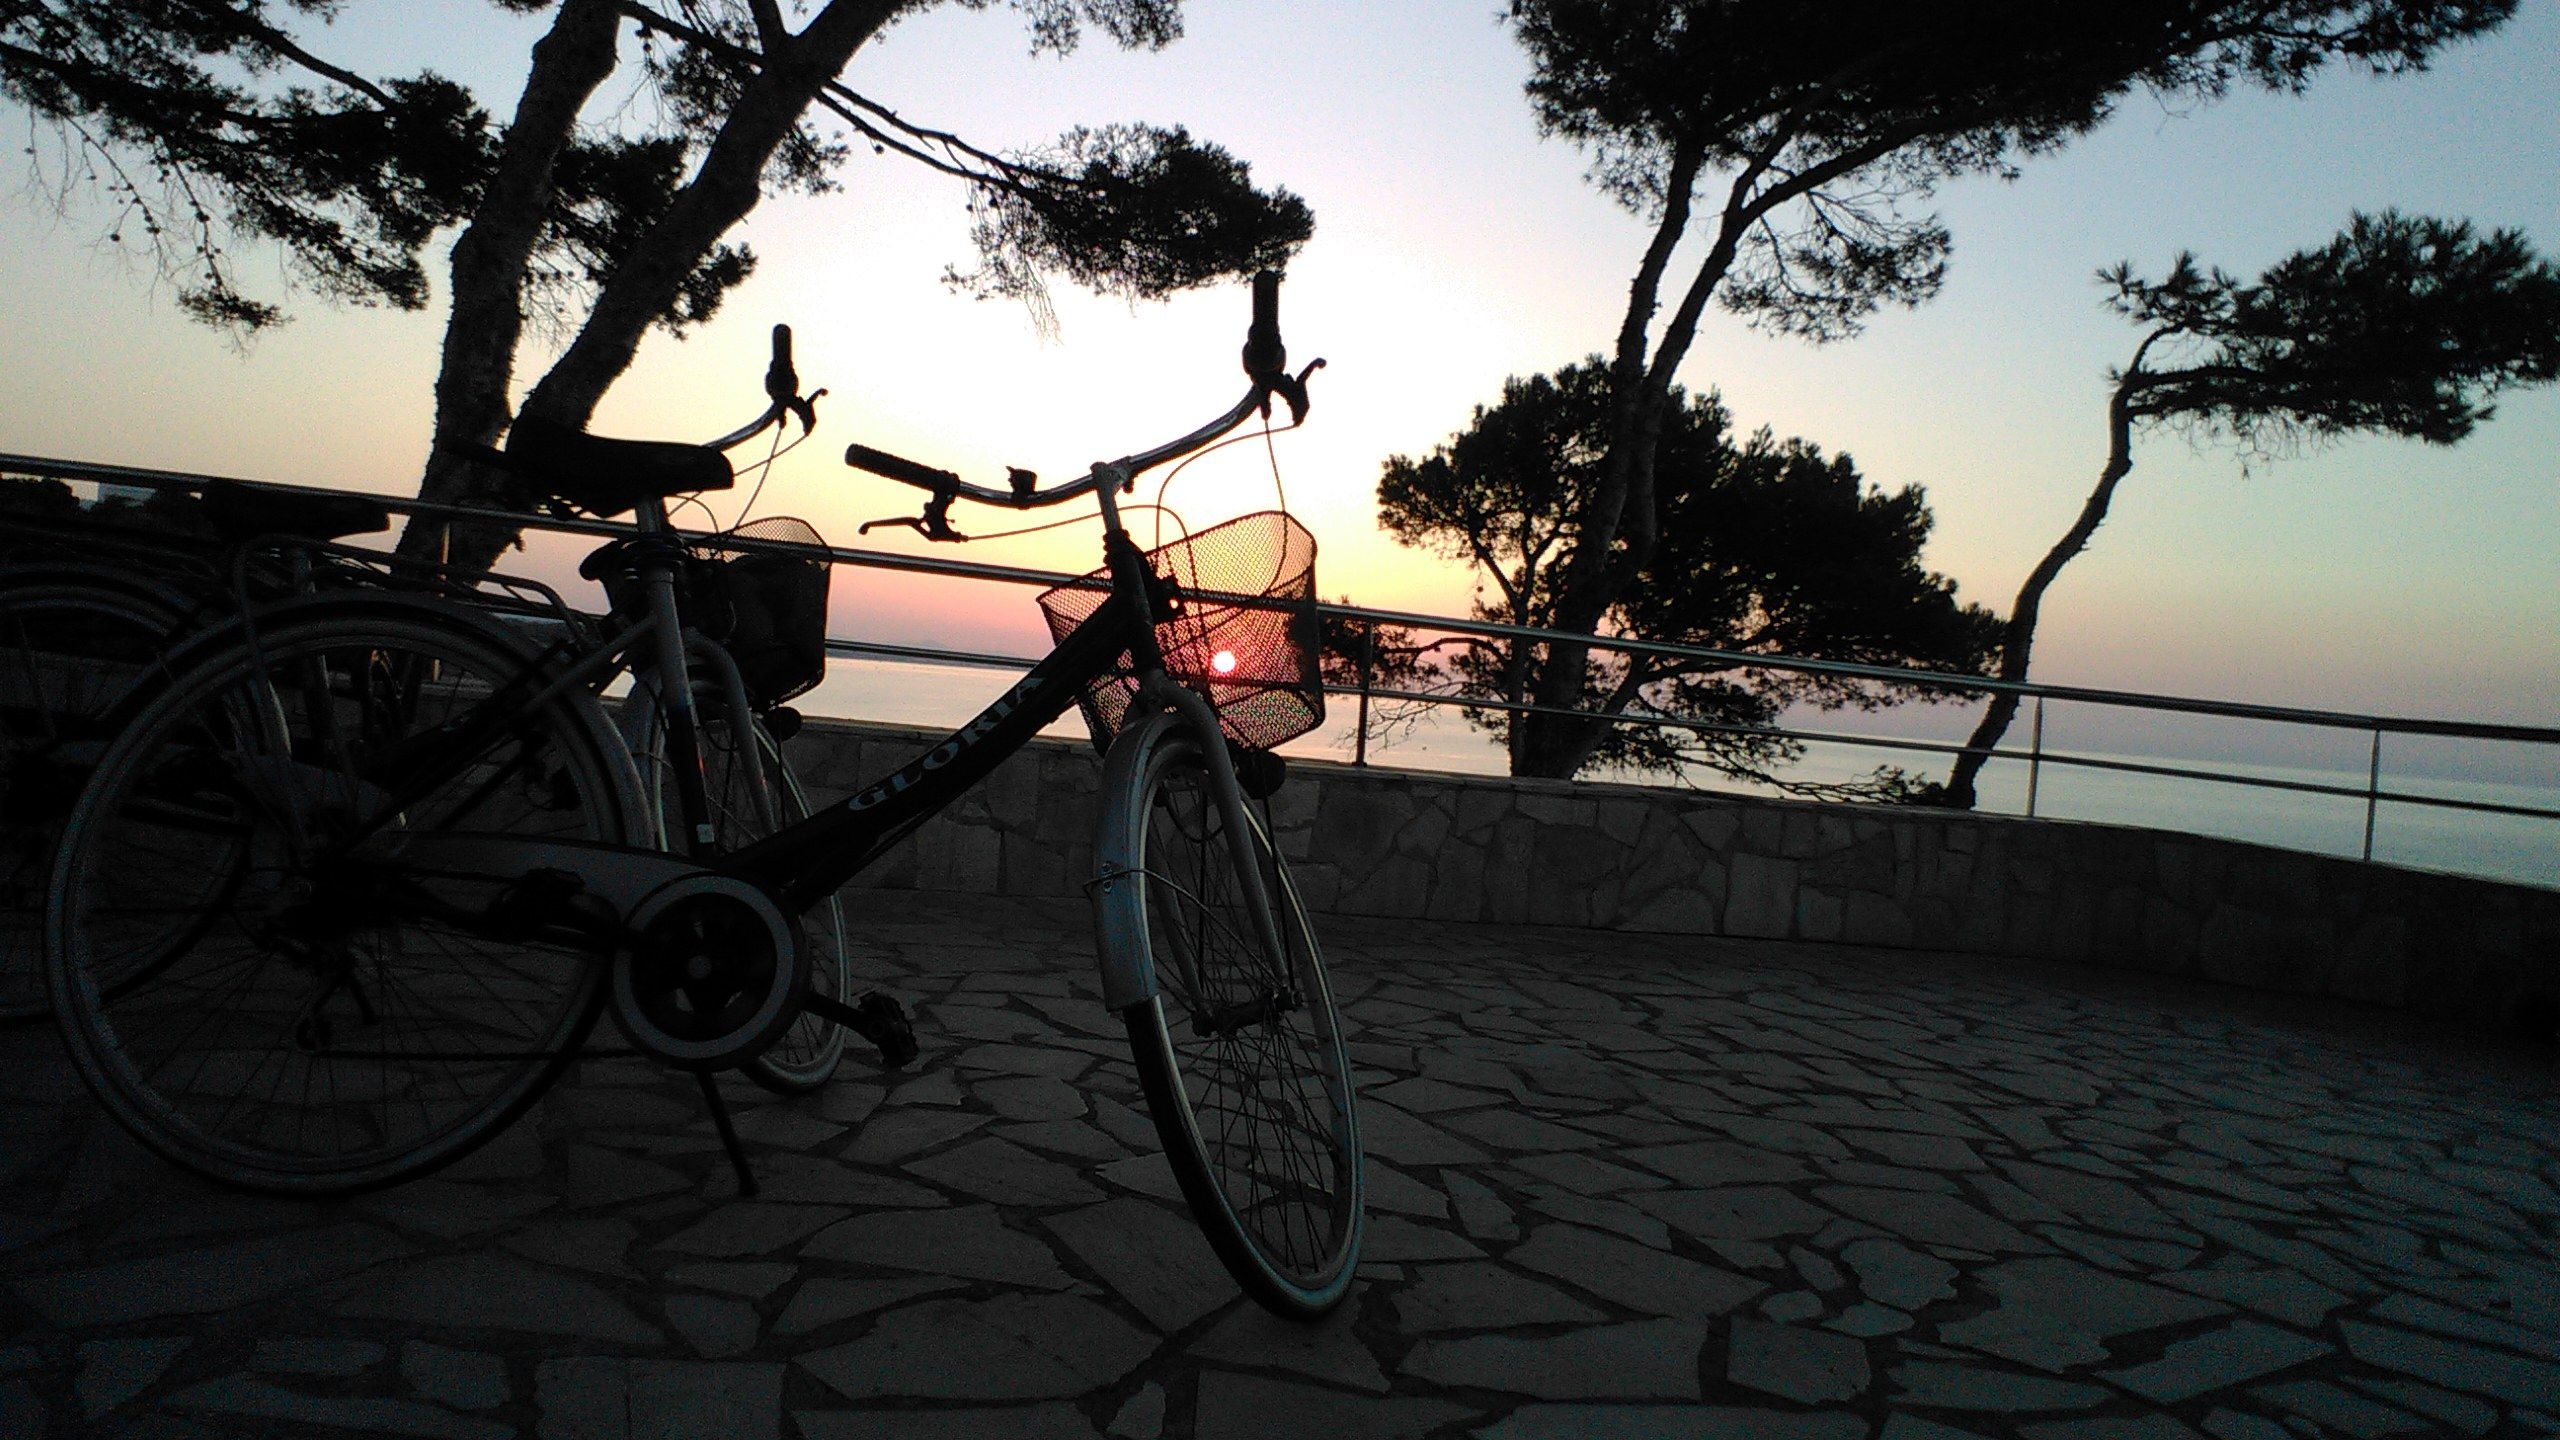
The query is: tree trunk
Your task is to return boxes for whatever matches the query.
[1506,128,1921,782]
[514,3,894,433]
[1514,144,1736,780]
[1512,306,1681,776]
[420,1,898,576]
[399,0,621,569]
[1499,632,1536,774]
[1941,377,2141,808]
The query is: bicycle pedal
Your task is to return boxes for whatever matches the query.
[848,992,918,1070]
[802,990,920,1069]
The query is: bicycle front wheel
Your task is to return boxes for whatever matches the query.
[1098,714,1362,1318]
[46,605,633,1193]
[1,574,180,1022]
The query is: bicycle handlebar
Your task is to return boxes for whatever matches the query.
[767,323,798,406]
[704,323,824,452]
[847,270,1318,539]
[1243,270,1284,381]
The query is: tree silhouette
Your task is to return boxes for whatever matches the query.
[1496,0,2520,778]
[0,477,84,527]
[0,3,1309,567]
[1379,358,2001,792]
[1938,211,2560,808]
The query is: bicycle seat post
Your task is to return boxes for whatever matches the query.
[627,496,716,856]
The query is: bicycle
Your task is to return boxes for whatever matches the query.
[1,485,393,1023]
[45,274,1364,1317]
[2,431,854,1102]
[0,472,848,1084]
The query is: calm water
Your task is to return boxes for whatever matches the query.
[798,656,2560,893]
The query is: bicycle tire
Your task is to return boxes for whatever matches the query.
[630,685,849,1093]
[1098,713,1363,1318]
[1,573,184,1023]
[46,603,634,1194]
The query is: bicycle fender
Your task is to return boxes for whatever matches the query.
[147,589,650,846]
[1091,709,1186,1010]
[145,588,536,678]
[0,563,194,619]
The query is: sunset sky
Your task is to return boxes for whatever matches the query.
[4,0,2555,738]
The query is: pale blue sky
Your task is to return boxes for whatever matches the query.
[3,0,2555,729]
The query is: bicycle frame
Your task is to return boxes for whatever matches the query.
[36,297,1364,1288]
[584,484,1139,907]
[277,370,1303,1023]
[566,461,1287,1010]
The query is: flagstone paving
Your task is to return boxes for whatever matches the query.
[2,890,2554,1438]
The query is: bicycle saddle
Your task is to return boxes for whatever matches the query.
[504,415,734,519]
[199,479,391,542]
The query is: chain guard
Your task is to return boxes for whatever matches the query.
[609,875,806,1070]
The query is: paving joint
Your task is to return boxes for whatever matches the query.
[3,890,2554,1438]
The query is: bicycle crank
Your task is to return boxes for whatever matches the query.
[802,990,920,1069]
[610,875,807,1070]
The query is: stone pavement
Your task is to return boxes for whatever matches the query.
[2,891,2555,1439]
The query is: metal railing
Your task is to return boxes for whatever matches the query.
[8,454,2557,873]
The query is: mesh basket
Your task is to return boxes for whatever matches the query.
[1038,511,1322,752]
[699,516,830,707]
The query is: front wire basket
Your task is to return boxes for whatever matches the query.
[695,516,831,708]
[1039,511,1323,753]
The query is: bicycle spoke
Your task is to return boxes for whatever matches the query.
[1111,723,1360,1314]
[50,611,617,1190]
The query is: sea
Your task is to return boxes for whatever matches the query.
[797,655,2560,894]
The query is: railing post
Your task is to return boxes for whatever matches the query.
[2026,696,2044,818]
[2363,726,2382,861]
[1353,627,1375,768]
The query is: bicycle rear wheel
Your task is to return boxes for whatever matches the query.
[1,574,180,1022]
[46,605,633,1193]
[631,685,849,1093]
[1098,714,1362,1318]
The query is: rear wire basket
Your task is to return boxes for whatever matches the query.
[1039,511,1323,753]
[697,516,831,707]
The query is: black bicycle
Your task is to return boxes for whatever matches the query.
[2,484,393,1022]
[1,453,849,1114]
[44,274,1364,1317]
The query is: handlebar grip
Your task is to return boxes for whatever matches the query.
[1242,269,1284,380]
[845,442,961,492]
[766,323,797,404]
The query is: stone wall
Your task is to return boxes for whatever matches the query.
[785,717,2560,1038]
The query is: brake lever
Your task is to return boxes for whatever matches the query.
[857,491,965,542]
[1261,358,1324,426]
[788,387,826,437]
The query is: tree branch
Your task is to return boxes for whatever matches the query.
[1642,125,1901,392]
[166,0,400,109]
[1611,136,1703,383]
[0,37,276,129]
[619,0,1089,204]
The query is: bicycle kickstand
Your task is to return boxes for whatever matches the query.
[694,1073,761,1198]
